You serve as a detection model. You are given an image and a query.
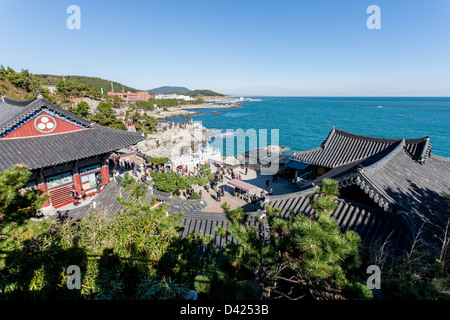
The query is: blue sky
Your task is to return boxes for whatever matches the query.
[1,0,449,96]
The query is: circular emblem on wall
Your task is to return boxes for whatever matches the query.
[34,115,57,133]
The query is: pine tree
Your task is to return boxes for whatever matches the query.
[210,179,372,300]
[0,165,49,229]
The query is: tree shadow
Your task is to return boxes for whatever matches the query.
[382,179,449,246]
[1,235,87,299]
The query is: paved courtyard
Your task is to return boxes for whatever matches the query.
[199,165,302,213]
[56,164,303,215]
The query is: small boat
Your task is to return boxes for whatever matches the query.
[376,105,383,108]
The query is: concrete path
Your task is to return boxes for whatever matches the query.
[199,165,301,213]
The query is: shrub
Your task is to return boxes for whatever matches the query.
[189,192,201,200]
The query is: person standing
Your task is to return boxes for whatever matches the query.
[217,189,221,202]
[80,188,86,201]
[266,179,270,189]
[71,187,79,206]
[96,173,102,191]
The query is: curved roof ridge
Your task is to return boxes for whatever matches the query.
[333,127,402,143]
[2,95,38,107]
[322,125,337,148]
[291,146,322,156]
[335,127,430,147]
[362,139,406,174]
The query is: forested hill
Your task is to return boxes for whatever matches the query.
[35,74,139,93]
[148,86,191,95]
[148,87,225,97]
[187,89,224,97]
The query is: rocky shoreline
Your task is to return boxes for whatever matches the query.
[135,121,218,158]
[135,100,287,161]
[146,102,243,120]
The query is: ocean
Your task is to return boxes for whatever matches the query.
[170,97,450,158]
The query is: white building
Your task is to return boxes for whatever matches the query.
[168,145,222,172]
[155,94,194,101]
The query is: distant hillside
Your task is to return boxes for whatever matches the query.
[35,74,139,93]
[187,89,224,97]
[148,86,191,95]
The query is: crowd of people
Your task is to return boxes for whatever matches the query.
[107,153,281,209]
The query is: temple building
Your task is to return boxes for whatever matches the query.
[0,91,145,210]
[281,127,450,247]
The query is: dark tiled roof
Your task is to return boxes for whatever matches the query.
[301,140,450,245]
[361,143,450,244]
[0,124,145,171]
[265,192,413,253]
[0,96,145,171]
[291,127,431,168]
[179,211,235,248]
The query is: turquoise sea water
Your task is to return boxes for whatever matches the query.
[171,97,450,158]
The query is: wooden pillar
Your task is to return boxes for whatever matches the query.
[72,161,82,194]
[101,157,110,186]
[36,169,50,207]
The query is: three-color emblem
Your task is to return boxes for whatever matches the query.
[34,115,57,133]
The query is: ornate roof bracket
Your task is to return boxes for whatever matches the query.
[338,172,396,213]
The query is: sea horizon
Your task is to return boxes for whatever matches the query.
[170,96,450,158]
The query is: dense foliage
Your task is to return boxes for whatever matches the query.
[0,165,49,229]
[0,174,189,299]
[0,66,56,102]
[0,167,448,300]
[69,101,90,119]
[135,98,204,110]
[130,112,158,134]
[187,89,223,97]
[146,157,169,166]
[90,102,127,131]
[56,79,102,99]
[193,179,372,300]
[148,86,191,95]
[36,74,138,94]
[149,172,192,194]
[0,66,39,94]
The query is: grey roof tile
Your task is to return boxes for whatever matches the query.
[291,127,431,168]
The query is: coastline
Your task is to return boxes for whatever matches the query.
[146,102,243,120]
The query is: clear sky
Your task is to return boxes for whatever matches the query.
[1,0,449,96]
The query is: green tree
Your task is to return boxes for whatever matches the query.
[90,102,127,130]
[0,165,49,229]
[149,172,192,194]
[142,115,158,133]
[147,157,168,166]
[206,179,371,300]
[0,174,189,299]
[74,101,90,119]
